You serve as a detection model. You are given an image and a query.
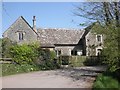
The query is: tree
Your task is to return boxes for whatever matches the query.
[74,2,120,26]
[74,2,120,72]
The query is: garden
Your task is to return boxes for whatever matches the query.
[1,38,60,76]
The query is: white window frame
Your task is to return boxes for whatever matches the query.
[96,47,102,56]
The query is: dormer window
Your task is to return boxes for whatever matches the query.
[96,35,102,42]
[19,32,24,40]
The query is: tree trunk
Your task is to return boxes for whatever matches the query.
[103,2,111,25]
[114,2,120,27]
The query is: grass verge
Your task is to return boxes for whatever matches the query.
[2,64,40,76]
[93,73,120,90]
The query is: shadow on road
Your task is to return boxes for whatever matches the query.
[54,66,107,81]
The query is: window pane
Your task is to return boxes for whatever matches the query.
[97,35,101,42]
[58,50,61,55]
[19,32,23,40]
[71,50,74,55]
[19,33,21,40]
[21,33,23,40]
[75,51,77,55]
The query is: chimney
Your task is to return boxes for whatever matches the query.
[33,16,37,32]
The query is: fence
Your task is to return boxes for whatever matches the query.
[0,58,12,64]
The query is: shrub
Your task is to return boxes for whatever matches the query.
[93,74,120,89]
[59,56,87,67]
[59,55,71,65]
[83,56,103,66]
[10,44,38,65]
[36,49,59,70]
[70,56,86,67]
[2,38,16,58]
[50,50,56,60]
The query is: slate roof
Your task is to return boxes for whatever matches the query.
[3,16,86,47]
[37,28,85,46]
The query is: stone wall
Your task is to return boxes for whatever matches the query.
[3,16,38,44]
[55,45,83,56]
[85,32,103,56]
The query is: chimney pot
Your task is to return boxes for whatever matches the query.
[33,16,37,32]
[33,16,36,21]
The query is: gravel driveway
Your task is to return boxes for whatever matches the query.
[2,66,106,88]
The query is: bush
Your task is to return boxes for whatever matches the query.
[93,74,120,89]
[36,49,60,70]
[59,55,71,65]
[70,56,86,67]
[59,56,87,67]
[2,38,16,58]
[83,56,103,66]
[50,50,56,60]
[10,44,38,65]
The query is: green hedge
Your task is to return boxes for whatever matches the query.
[59,56,104,67]
[83,56,104,66]
[59,56,86,67]
[70,56,86,67]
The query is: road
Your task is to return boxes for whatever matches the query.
[2,66,106,88]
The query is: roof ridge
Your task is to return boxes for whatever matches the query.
[37,28,84,31]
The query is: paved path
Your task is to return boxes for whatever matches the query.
[2,66,106,88]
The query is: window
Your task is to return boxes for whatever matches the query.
[97,35,102,42]
[55,50,61,57]
[97,49,102,56]
[71,50,77,56]
[19,32,23,40]
[75,51,77,55]
[58,50,61,55]
[71,50,74,55]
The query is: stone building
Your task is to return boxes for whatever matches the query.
[3,16,103,56]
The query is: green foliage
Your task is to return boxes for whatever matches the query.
[50,50,56,60]
[36,49,59,70]
[59,56,87,67]
[2,41,59,76]
[59,56,70,65]
[2,64,39,76]
[84,56,103,66]
[70,56,86,67]
[93,74,120,89]
[90,22,120,72]
[101,26,120,72]
[2,38,16,58]
[10,44,38,65]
